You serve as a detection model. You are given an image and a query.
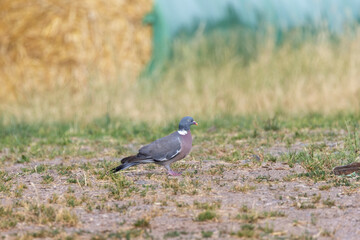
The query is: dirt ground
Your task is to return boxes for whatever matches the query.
[1,139,360,240]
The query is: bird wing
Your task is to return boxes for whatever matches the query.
[333,162,360,175]
[138,132,182,162]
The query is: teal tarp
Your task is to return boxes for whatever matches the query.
[144,0,360,74]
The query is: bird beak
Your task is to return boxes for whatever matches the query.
[193,121,198,126]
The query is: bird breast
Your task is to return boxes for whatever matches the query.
[180,131,192,157]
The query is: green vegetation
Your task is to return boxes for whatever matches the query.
[236,206,286,224]
[1,113,359,156]
[164,231,180,238]
[133,218,150,228]
[236,224,256,238]
[42,174,54,184]
[201,230,213,238]
[1,115,360,238]
[0,207,22,229]
[2,114,360,183]
[196,210,217,222]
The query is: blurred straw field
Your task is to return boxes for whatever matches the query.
[0,0,152,101]
[1,0,360,124]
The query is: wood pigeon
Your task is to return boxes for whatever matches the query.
[111,116,198,176]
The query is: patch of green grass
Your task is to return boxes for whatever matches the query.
[29,204,57,224]
[321,229,334,237]
[0,171,12,193]
[195,210,217,222]
[236,224,256,238]
[193,200,221,210]
[231,184,256,193]
[91,235,107,240]
[65,195,81,207]
[207,164,226,175]
[201,231,213,238]
[236,209,286,223]
[311,194,321,204]
[296,202,316,209]
[319,185,331,191]
[162,179,184,195]
[0,114,359,150]
[67,177,77,184]
[262,117,281,131]
[55,164,76,175]
[0,203,77,229]
[108,229,143,239]
[265,154,278,163]
[33,164,47,173]
[322,197,335,207]
[284,149,337,181]
[42,174,54,184]
[255,175,271,182]
[259,224,274,234]
[16,154,30,163]
[30,228,60,238]
[55,209,78,227]
[105,173,134,199]
[332,177,352,187]
[48,193,59,204]
[133,218,150,228]
[224,149,244,163]
[0,207,22,229]
[164,231,180,238]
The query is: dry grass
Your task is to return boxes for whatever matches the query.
[0,0,152,102]
[0,1,360,124]
[3,32,360,124]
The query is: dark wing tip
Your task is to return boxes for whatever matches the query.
[111,162,138,173]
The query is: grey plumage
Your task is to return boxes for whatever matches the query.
[111,116,198,176]
[139,131,182,161]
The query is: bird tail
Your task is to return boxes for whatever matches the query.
[111,155,139,173]
[333,162,360,175]
[111,162,139,173]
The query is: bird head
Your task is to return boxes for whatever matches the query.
[179,116,198,131]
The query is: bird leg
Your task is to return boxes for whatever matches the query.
[164,165,182,176]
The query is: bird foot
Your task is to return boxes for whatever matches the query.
[168,170,182,176]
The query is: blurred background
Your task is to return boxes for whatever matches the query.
[1,0,360,124]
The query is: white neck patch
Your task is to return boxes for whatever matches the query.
[178,129,188,135]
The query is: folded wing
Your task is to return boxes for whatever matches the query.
[138,132,182,161]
